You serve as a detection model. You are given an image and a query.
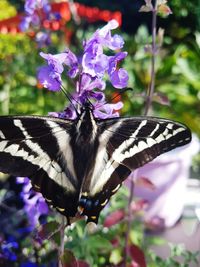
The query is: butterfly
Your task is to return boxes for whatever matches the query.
[0,103,191,224]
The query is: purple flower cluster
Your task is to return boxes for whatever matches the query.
[17,177,49,228]
[38,20,129,119]
[0,238,18,261]
[20,0,60,47]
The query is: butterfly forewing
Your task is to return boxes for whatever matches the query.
[98,117,191,170]
[0,116,81,218]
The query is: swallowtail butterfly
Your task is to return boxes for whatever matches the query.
[0,103,191,224]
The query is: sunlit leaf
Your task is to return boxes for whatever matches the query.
[85,235,112,252]
[109,248,122,265]
[158,4,172,16]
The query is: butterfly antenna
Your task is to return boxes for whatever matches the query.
[97,87,133,110]
[110,87,133,102]
[86,96,95,109]
[60,85,80,116]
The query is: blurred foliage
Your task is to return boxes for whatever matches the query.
[121,25,200,136]
[0,0,16,20]
[74,0,200,33]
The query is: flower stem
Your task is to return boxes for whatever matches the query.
[144,0,158,115]
[124,172,136,266]
[58,217,66,267]
[124,1,158,264]
[67,0,81,25]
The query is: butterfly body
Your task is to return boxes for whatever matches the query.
[0,104,191,224]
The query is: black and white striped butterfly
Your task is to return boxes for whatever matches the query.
[0,103,191,224]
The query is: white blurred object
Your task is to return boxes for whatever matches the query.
[132,134,200,228]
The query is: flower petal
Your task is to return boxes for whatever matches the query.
[110,68,129,88]
[37,66,61,91]
[40,52,67,73]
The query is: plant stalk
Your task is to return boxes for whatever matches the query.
[124,0,158,264]
[144,0,158,115]
[124,172,136,266]
[58,217,66,267]
[67,0,81,24]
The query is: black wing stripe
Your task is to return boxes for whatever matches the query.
[44,120,77,186]
[30,168,79,217]
[0,118,77,191]
[0,151,39,177]
[108,120,191,170]
[19,118,77,188]
[80,164,131,224]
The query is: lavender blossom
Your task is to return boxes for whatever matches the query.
[38,19,129,119]
[24,0,36,15]
[35,32,51,48]
[20,0,60,47]
[17,177,49,228]
[37,66,62,91]
[0,238,18,261]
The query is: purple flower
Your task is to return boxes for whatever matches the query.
[21,0,59,48]
[20,262,42,267]
[20,14,40,31]
[110,68,129,88]
[17,177,49,228]
[109,34,124,50]
[78,73,105,92]
[82,52,109,78]
[24,0,36,15]
[38,66,61,91]
[108,52,129,88]
[38,51,78,90]
[64,49,79,78]
[83,19,121,52]
[20,16,32,31]
[108,52,128,74]
[1,239,18,261]
[41,0,51,14]
[35,32,51,48]
[93,101,123,119]
[38,19,129,119]
[23,0,51,17]
[40,52,67,74]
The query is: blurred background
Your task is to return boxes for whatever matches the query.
[0,0,200,266]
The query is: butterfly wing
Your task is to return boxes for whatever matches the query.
[0,116,80,219]
[101,116,192,170]
[79,116,191,223]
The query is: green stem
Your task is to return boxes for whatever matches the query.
[58,217,66,267]
[124,171,137,266]
[144,0,158,115]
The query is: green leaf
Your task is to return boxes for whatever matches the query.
[85,235,112,252]
[109,248,122,265]
[38,221,60,241]
[61,249,77,266]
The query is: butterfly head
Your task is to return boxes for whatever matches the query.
[80,101,94,113]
